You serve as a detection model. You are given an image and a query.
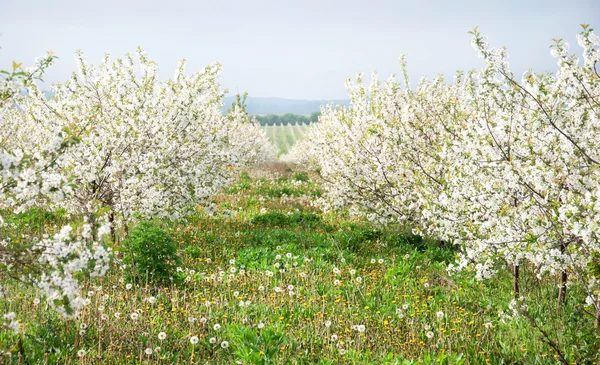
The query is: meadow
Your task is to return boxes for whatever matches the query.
[261,124,311,156]
[0,163,597,364]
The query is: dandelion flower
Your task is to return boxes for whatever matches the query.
[130,313,139,320]
[426,331,434,339]
[145,348,153,355]
[436,311,444,320]
[158,332,167,340]
[213,324,221,330]
[190,336,199,345]
[220,341,229,349]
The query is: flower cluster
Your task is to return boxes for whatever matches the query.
[290,25,600,316]
[1,48,273,224]
[0,47,274,327]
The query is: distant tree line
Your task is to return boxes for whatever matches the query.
[255,112,320,126]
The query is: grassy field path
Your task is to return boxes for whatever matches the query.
[0,163,594,364]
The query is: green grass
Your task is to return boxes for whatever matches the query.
[0,166,598,364]
[262,123,310,156]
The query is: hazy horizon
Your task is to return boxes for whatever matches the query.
[1,0,599,100]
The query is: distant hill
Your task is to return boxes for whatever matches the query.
[222,96,349,115]
[40,93,349,116]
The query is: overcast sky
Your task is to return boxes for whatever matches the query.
[1,0,599,100]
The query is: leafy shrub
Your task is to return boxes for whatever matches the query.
[184,245,202,259]
[123,221,181,287]
[251,212,287,226]
[292,172,309,182]
[227,180,251,193]
[310,190,322,197]
[240,171,251,181]
[251,212,322,228]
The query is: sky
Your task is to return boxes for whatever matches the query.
[1,0,599,100]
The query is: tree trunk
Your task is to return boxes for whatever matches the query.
[109,211,116,243]
[557,271,567,308]
[89,212,97,241]
[513,264,520,299]
[557,241,568,312]
[595,291,600,330]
